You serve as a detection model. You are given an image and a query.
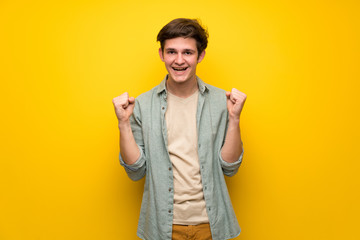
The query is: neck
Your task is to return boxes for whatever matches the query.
[166,76,198,98]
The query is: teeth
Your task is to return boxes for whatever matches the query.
[173,67,187,71]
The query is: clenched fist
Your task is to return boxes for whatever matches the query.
[112,92,135,123]
[225,88,247,119]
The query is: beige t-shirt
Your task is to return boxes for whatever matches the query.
[165,90,209,225]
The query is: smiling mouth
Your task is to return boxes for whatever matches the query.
[172,67,188,71]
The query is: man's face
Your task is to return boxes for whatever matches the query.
[159,37,205,85]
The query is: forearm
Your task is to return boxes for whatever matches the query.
[119,121,141,165]
[221,117,243,163]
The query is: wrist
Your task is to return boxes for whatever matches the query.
[118,120,131,131]
[228,114,240,124]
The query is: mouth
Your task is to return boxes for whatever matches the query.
[172,67,188,72]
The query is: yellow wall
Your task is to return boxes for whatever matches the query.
[1,0,359,239]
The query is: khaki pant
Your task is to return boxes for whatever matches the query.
[172,223,212,240]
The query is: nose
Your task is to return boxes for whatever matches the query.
[175,53,185,65]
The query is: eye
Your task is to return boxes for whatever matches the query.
[167,50,176,54]
[184,51,192,55]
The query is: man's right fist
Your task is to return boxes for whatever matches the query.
[112,92,135,123]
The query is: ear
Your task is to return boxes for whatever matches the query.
[197,50,206,63]
[159,48,164,62]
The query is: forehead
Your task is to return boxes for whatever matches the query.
[163,37,197,51]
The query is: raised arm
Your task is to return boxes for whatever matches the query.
[112,92,140,165]
[221,88,247,163]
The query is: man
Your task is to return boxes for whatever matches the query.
[112,18,247,240]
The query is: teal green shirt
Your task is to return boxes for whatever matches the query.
[120,76,243,240]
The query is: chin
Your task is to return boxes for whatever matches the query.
[168,74,186,83]
[172,77,188,83]
[169,73,196,84]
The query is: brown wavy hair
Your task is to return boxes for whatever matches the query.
[157,18,209,56]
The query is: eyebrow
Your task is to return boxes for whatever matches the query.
[165,48,196,52]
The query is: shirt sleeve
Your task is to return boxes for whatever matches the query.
[119,144,146,181]
[219,147,243,177]
[118,99,147,181]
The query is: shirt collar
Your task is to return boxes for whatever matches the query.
[156,75,208,95]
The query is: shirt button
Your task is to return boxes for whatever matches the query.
[204,186,207,190]
[162,107,165,110]
[199,144,201,148]
[169,167,172,171]
[208,207,211,211]
[168,210,171,213]
[169,188,172,192]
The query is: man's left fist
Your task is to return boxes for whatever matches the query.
[225,88,247,119]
